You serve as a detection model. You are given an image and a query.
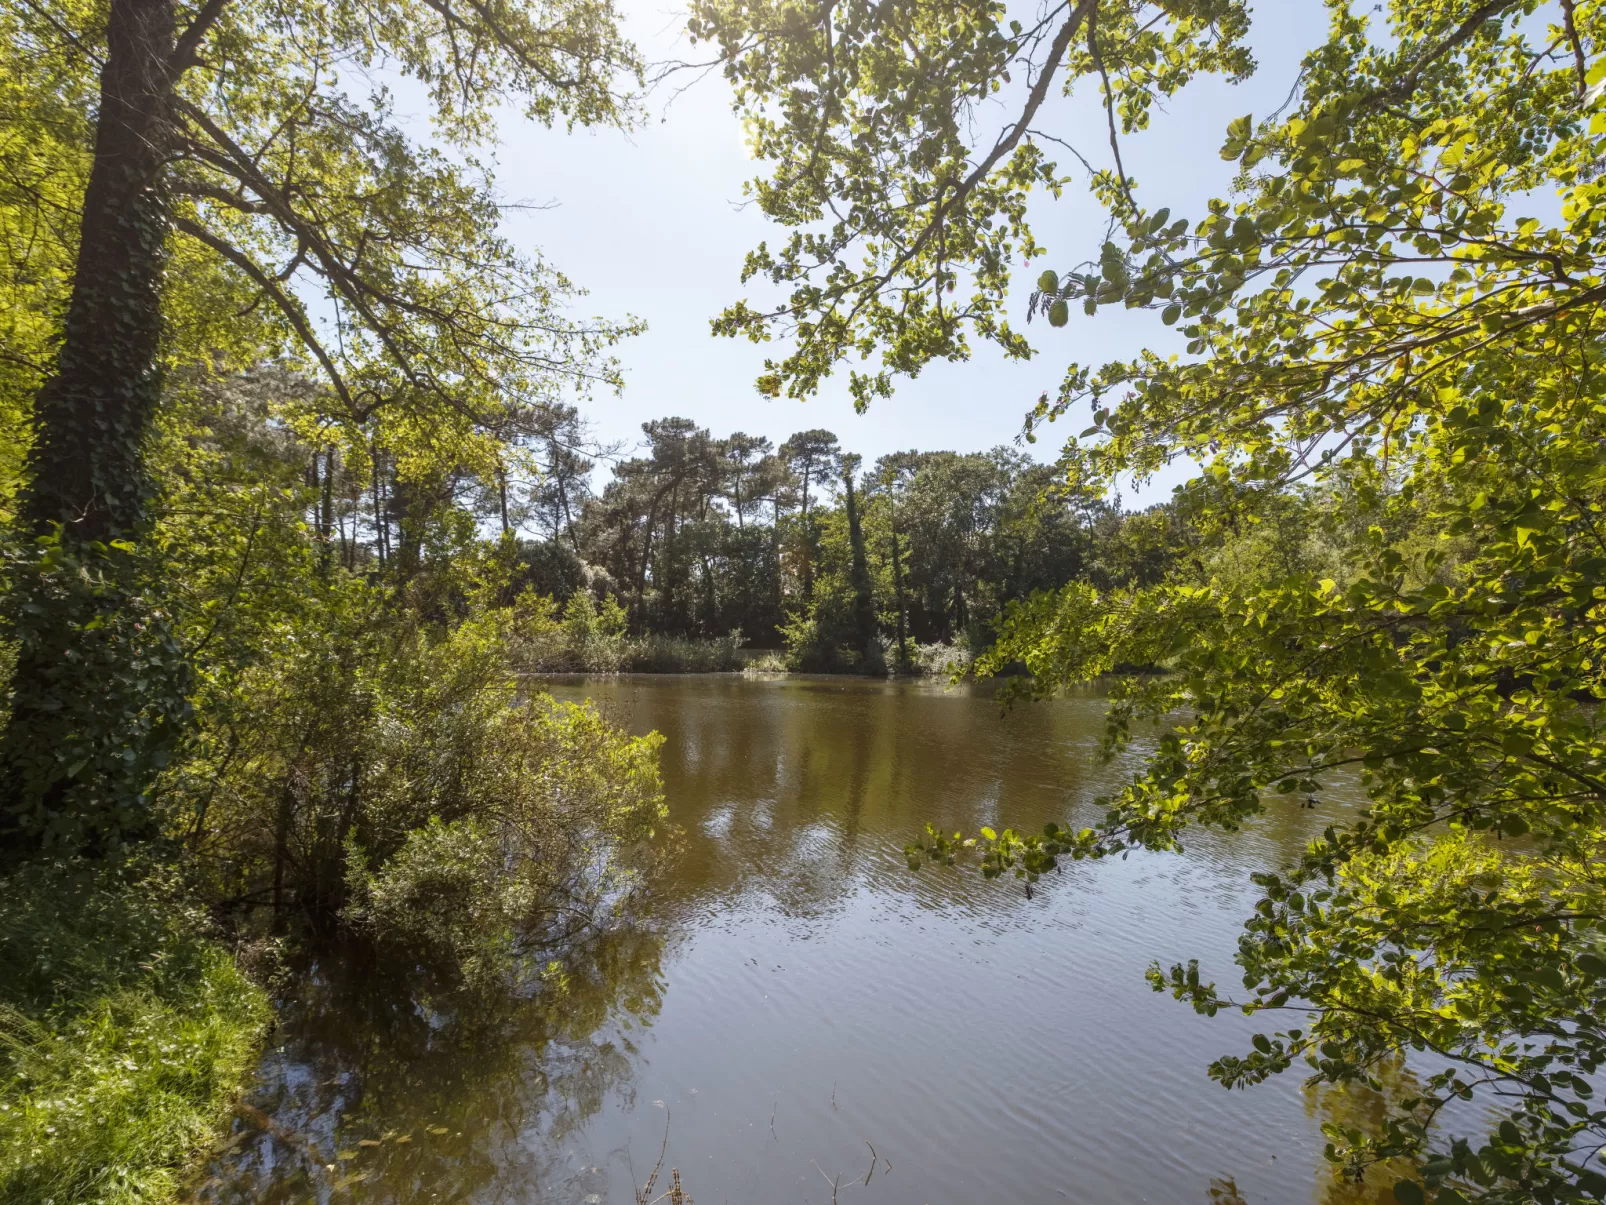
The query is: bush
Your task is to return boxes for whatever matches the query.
[621,630,744,673]
[169,579,668,984]
[910,637,972,680]
[505,593,747,674]
[0,859,269,1205]
[780,606,884,674]
[505,591,629,672]
[342,693,667,987]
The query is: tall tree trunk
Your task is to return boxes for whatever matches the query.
[20,0,174,541]
[318,447,335,572]
[496,459,511,534]
[371,446,388,569]
[560,484,580,553]
[799,467,814,600]
[842,467,878,667]
[890,524,909,671]
[771,495,783,618]
[1,0,182,855]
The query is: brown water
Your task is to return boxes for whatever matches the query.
[190,675,1394,1205]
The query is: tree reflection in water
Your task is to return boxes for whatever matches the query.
[187,924,666,1205]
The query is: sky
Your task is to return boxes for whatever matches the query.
[478,0,1331,498]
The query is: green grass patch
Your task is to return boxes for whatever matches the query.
[0,859,270,1205]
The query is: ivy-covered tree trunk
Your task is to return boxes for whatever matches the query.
[0,0,186,857]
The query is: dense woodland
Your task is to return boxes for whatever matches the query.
[2,0,1605,1202]
[320,403,1196,665]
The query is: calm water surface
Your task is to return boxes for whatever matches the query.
[191,676,1395,1205]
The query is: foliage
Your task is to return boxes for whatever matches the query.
[910,636,973,680]
[0,858,269,1204]
[565,418,1151,661]
[505,590,746,672]
[342,686,666,987]
[0,0,644,851]
[0,538,194,852]
[715,0,1606,1198]
[623,630,746,673]
[691,0,1252,406]
[170,577,667,979]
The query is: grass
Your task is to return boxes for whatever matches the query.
[0,858,270,1205]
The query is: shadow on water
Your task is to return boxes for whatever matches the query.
[190,675,1398,1205]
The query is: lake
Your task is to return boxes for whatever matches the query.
[189,675,1393,1205]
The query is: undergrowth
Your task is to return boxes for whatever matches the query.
[0,858,269,1205]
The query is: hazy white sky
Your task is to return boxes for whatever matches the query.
[488,0,1328,497]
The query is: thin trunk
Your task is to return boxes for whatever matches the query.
[772,495,783,616]
[496,460,510,534]
[636,483,673,608]
[891,524,909,670]
[371,449,387,569]
[560,481,580,553]
[271,781,294,932]
[318,447,335,572]
[700,547,719,632]
[799,467,814,600]
[662,486,679,626]
[843,469,877,665]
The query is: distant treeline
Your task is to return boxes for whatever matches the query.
[300,408,1201,672]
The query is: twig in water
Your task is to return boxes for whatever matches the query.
[769,1097,777,1142]
[635,1112,671,1205]
[814,1162,842,1205]
[863,1140,878,1185]
[831,1080,838,1110]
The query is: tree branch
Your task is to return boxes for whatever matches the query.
[172,214,357,412]
[170,0,233,76]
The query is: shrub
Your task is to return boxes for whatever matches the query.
[910,637,972,680]
[169,579,668,983]
[505,593,748,674]
[505,590,630,672]
[343,694,667,987]
[621,630,744,673]
[781,606,877,674]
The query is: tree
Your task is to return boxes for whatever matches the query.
[720,432,773,528]
[0,0,642,853]
[871,451,921,669]
[839,453,877,664]
[712,0,1606,1199]
[779,428,840,599]
[692,0,1251,407]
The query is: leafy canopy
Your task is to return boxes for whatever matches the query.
[3,0,643,492]
[690,0,1251,407]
